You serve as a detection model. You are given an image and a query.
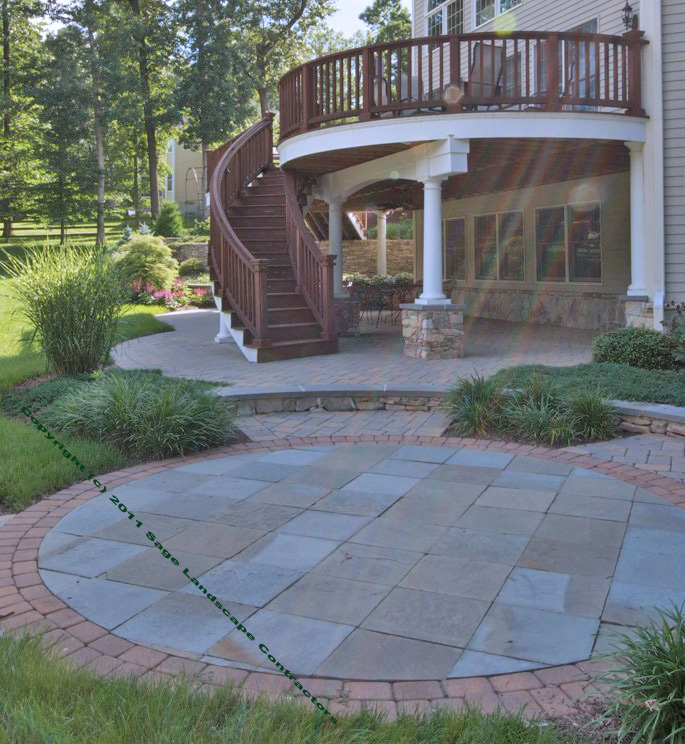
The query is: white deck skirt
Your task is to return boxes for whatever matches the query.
[277,112,647,169]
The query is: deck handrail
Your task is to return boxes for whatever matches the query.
[208,115,274,347]
[283,172,337,341]
[278,29,646,141]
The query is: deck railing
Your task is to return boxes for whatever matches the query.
[284,172,337,341]
[279,29,646,141]
[208,115,274,347]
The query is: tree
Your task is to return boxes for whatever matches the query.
[34,28,96,243]
[0,0,43,238]
[243,0,335,116]
[359,0,412,44]
[117,0,179,219]
[174,0,255,182]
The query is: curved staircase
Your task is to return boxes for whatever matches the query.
[208,115,338,362]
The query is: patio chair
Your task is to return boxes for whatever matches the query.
[461,42,505,111]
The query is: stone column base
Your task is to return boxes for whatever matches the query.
[619,295,653,329]
[333,297,361,337]
[400,303,465,360]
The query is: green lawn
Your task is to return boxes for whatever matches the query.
[0,220,129,265]
[0,632,587,744]
[0,279,173,511]
[491,363,685,407]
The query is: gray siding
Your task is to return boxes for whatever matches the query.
[663,0,685,299]
[414,0,639,37]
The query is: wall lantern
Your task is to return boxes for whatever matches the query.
[622,2,636,31]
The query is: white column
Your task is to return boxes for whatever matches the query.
[417,177,450,305]
[214,310,232,344]
[626,142,648,297]
[328,199,346,297]
[376,210,388,275]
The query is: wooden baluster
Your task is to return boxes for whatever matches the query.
[361,46,373,120]
[448,37,462,112]
[252,260,270,347]
[300,64,311,133]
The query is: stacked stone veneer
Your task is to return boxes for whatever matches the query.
[614,401,685,437]
[451,287,627,331]
[333,297,361,337]
[232,393,444,416]
[165,238,209,264]
[401,304,465,360]
[319,240,414,275]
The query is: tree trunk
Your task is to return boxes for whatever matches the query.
[88,27,105,248]
[132,149,140,229]
[128,0,159,218]
[258,86,269,117]
[201,140,208,217]
[2,0,13,239]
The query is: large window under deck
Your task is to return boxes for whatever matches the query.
[536,202,602,283]
[443,218,466,279]
[427,0,464,36]
[475,0,521,28]
[474,211,524,281]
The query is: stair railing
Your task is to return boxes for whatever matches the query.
[284,172,337,342]
[208,114,274,348]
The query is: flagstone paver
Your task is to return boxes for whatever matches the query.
[3,431,685,722]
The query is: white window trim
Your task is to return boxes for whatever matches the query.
[534,200,603,285]
[473,209,525,283]
[472,0,522,31]
[425,0,464,37]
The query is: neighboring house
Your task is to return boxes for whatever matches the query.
[208,0,684,361]
[164,140,207,217]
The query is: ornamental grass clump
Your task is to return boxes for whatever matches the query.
[45,370,238,459]
[0,245,127,376]
[445,371,619,446]
[592,603,685,744]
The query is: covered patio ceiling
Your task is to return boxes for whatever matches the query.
[299,138,629,213]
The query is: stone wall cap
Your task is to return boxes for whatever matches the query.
[617,295,650,302]
[611,400,685,424]
[400,303,466,310]
[218,385,449,400]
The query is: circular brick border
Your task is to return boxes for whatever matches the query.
[2,434,685,722]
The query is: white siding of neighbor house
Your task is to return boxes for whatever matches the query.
[414,0,639,38]
[663,0,685,300]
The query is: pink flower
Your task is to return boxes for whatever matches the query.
[194,288,207,296]
[172,291,183,298]
[144,284,155,294]
[132,279,143,292]
[153,290,172,301]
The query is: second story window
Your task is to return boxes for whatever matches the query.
[427,0,464,36]
[475,0,521,28]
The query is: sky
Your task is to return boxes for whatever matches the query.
[329,0,413,36]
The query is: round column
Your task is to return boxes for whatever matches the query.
[418,177,449,305]
[626,141,648,297]
[328,199,346,297]
[376,210,388,275]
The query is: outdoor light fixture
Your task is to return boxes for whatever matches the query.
[622,1,635,30]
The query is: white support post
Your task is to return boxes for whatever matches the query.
[626,141,648,298]
[214,311,232,344]
[376,210,388,275]
[328,199,346,297]
[417,177,450,305]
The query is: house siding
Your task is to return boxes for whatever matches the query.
[414,0,639,37]
[663,0,685,300]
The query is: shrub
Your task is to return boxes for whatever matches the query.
[592,326,676,370]
[443,374,506,437]
[0,245,127,375]
[186,216,210,236]
[566,391,619,442]
[593,603,685,743]
[154,202,185,237]
[179,257,208,276]
[114,235,178,290]
[504,399,577,447]
[44,370,239,459]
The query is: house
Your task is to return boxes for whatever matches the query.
[164,140,207,217]
[208,0,684,361]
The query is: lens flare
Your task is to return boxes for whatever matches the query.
[443,84,463,105]
[493,12,517,36]
[389,170,400,180]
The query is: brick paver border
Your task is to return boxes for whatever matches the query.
[3,434,685,722]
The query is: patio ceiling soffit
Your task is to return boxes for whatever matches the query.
[314,137,470,205]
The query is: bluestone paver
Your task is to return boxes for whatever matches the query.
[389,445,458,463]
[534,514,626,548]
[277,511,371,541]
[185,476,269,500]
[57,577,167,629]
[548,492,632,522]
[165,523,265,559]
[475,486,556,513]
[448,650,544,678]
[53,501,127,537]
[362,586,488,647]
[103,548,221,591]
[603,581,685,626]
[313,488,402,517]
[39,537,146,578]
[469,604,599,665]
[350,515,447,553]
[208,501,302,531]
[506,457,573,476]
[342,473,420,498]
[209,609,355,675]
[561,476,636,501]
[446,450,514,469]
[519,538,620,578]
[249,482,330,508]
[312,542,422,585]
[431,528,530,564]
[491,471,566,493]
[613,548,685,591]
[235,532,340,572]
[428,464,501,484]
[267,573,391,625]
[629,502,685,532]
[93,513,195,546]
[178,560,303,607]
[401,554,511,601]
[314,629,462,680]
[368,459,439,478]
[455,506,544,536]
[257,449,329,466]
